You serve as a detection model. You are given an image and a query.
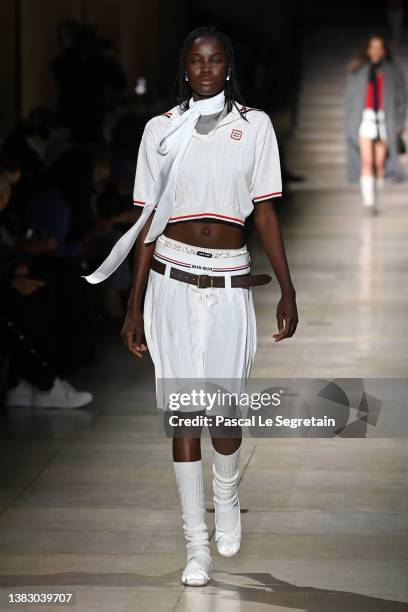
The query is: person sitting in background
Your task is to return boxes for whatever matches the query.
[26,147,94,258]
[0,173,93,408]
[0,159,97,375]
[2,107,50,184]
[0,152,56,255]
[1,294,93,410]
[84,159,141,319]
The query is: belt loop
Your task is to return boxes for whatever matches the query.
[224,275,231,289]
[164,264,171,278]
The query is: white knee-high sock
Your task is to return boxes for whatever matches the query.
[375,175,385,191]
[360,175,376,206]
[212,446,241,531]
[173,460,211,567]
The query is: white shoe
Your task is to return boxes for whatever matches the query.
[181,552,212,587]
[32,377,93,409]
[214,498,241,557]
[5,379,33,407]
[213,467,242,557]
[364,203,379,216]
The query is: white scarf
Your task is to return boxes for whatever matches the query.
[83,90,226,284]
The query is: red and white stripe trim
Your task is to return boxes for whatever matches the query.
[252,192,282,203]
[133,203,244,225]
[153,253,192,268]
[153,252,250,272]
[133,200,158,210]
[169,212,244,224]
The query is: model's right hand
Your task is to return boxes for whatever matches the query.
[121,308,148,358]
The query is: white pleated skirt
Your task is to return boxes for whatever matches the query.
[143,234,257,411]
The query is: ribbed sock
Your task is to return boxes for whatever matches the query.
[212,446,241,531]
[360,174,376,206]
[173,460,211,570]
[375,176,385,191]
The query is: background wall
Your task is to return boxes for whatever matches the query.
[0,0,18,135]
[20,0,83,119]
[0,0,294,137]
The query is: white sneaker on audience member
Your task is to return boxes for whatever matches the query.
[5,379,34,407]
[32,377,93,409]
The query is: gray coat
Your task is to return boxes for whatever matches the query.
[344,60,408,182]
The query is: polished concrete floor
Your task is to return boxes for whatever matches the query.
[1,28,408,612]
[1,181,408,611]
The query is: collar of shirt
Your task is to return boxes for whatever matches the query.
[163,101,250,131]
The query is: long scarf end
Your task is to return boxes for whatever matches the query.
[81,273,107,285]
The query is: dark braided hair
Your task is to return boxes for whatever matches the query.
[173,25,249,122]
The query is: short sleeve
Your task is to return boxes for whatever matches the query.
[250,116,283,204]
[132,123,160,209]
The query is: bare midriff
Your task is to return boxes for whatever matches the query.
[163,220,245,249]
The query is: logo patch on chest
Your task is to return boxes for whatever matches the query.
[197,251,212,258]
[231,128,242,140]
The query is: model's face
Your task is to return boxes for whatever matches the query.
[367,38,386,63]
[185,36,230,100]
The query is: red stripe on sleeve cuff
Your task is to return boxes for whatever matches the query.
[133,200,158,211]
[253,192,282,203]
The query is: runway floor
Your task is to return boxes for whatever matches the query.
[1,182,407,611]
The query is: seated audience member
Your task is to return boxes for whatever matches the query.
[26,147,94,257]
[84,159,141,319]
[1,167,96,374]
[0,172,93,407]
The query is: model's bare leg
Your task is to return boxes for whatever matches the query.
[209,426,242,557]
[211,437,241,455]
[172,414,211,586]
[359,136,376,208]
[172,437,202,461]
[374,139,388,194]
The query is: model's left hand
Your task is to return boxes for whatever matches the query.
[273,293,298,342]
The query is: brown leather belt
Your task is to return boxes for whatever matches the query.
[150,257,271,289]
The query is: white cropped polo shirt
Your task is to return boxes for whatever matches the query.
[132,101,283,227]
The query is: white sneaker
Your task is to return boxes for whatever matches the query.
[32,377,93,409]
[6,379,34,407]
[364,203,379,216]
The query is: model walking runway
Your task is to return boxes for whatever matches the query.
[83,24,298,587]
